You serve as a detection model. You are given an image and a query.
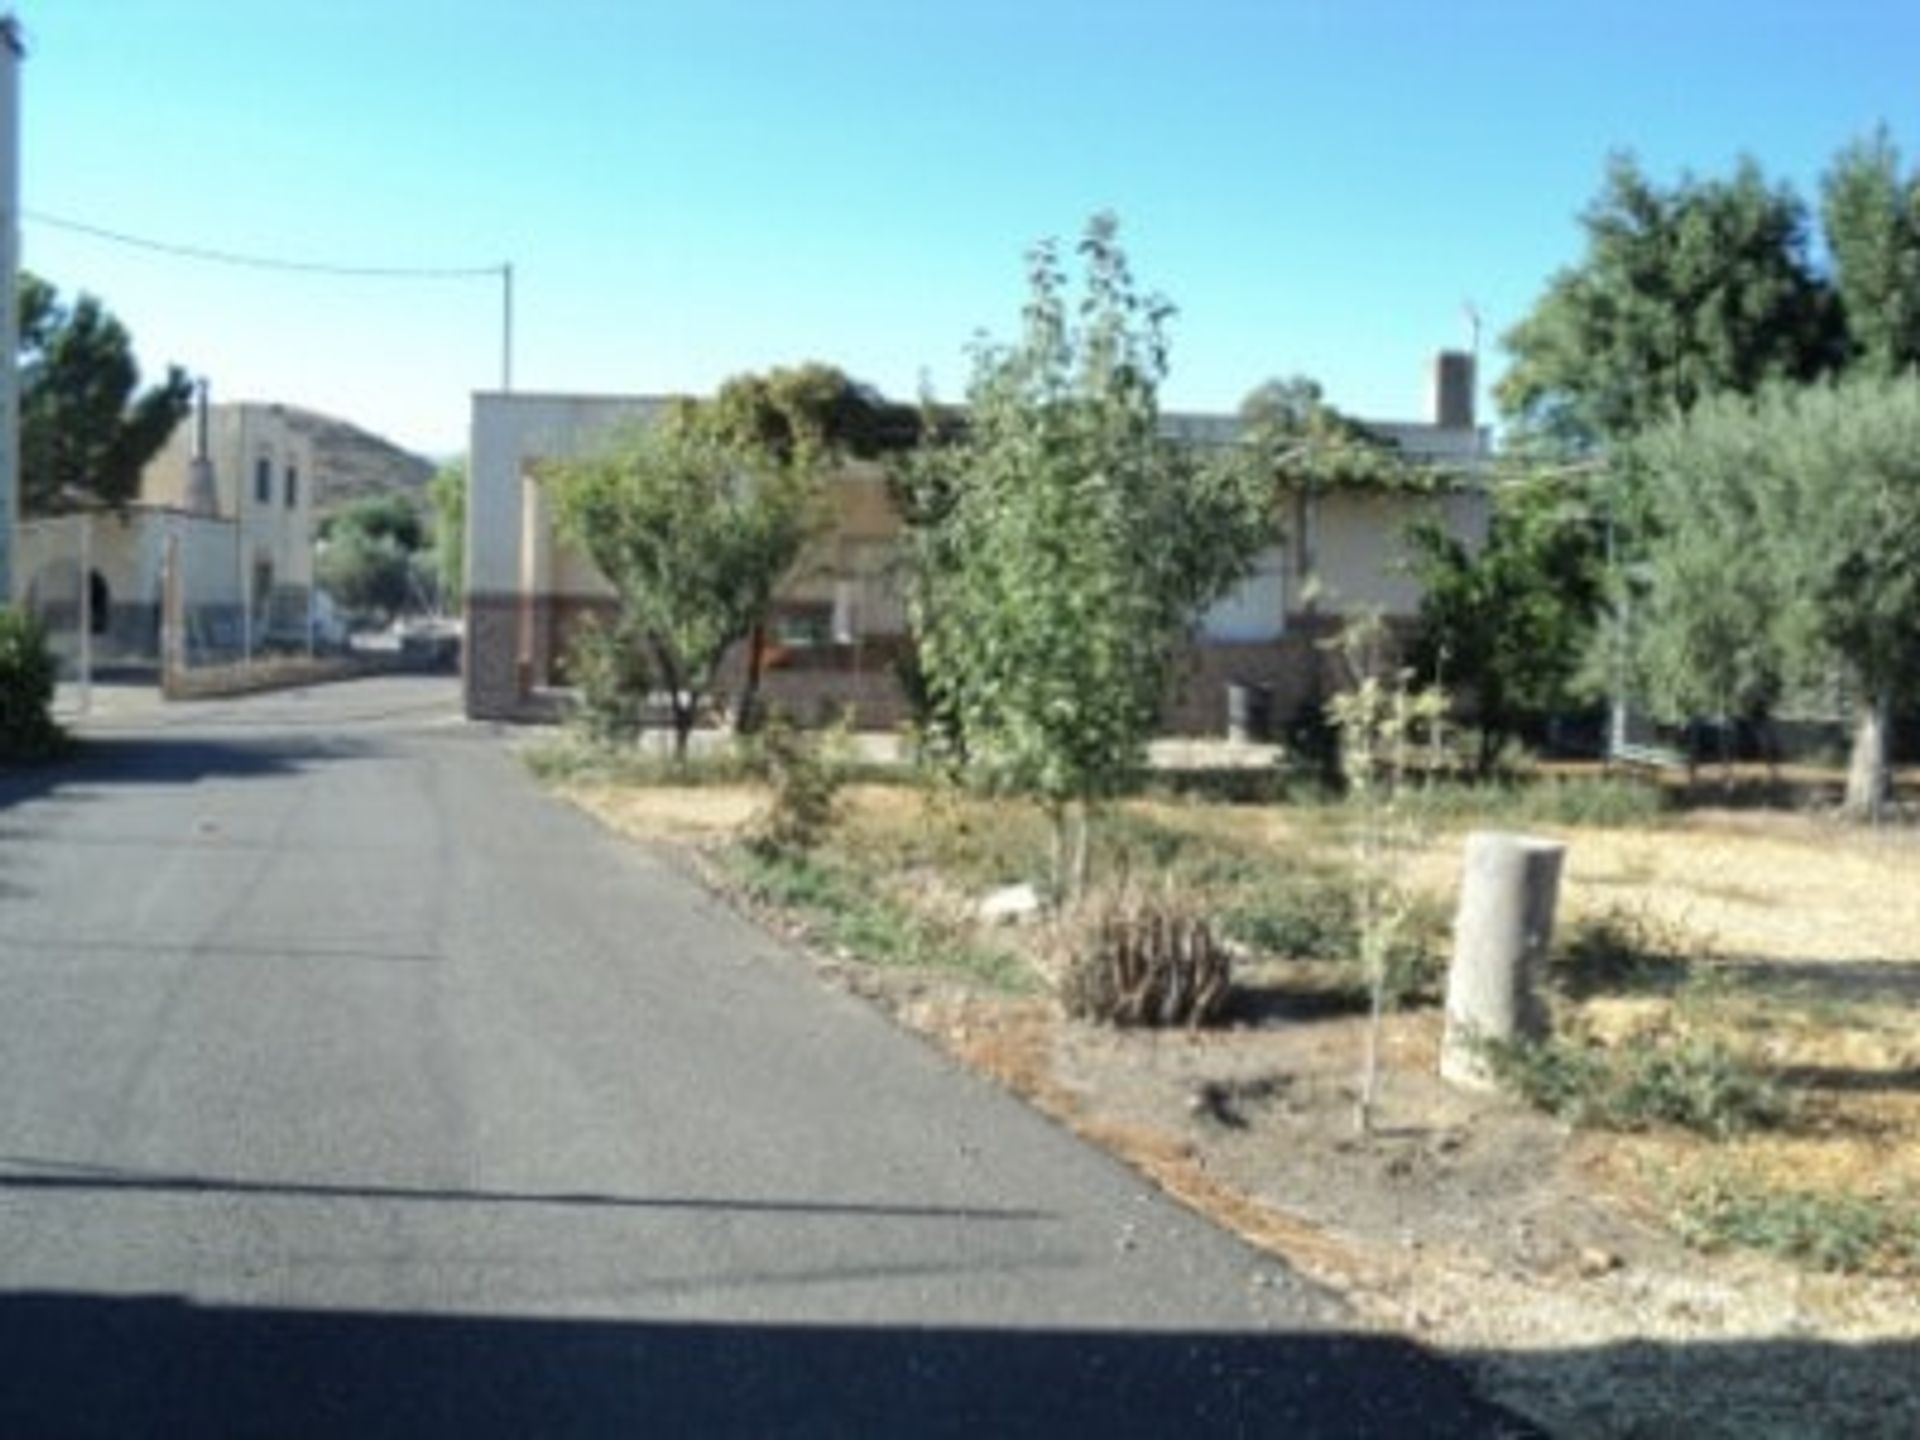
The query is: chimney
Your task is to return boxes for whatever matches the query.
[186,378,220,516]
[1432,350,1476,430]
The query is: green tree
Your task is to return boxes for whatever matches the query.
[315,528,413,623]
[17,271,194,512]
[315,492,428,622]
[1630,375,1920,821]
[1408,464,1605,772]
[320,491,424,551]
[427,458,467,605]
[1822,127,1920,379]
[546,416,820,759]
[903,214,1269,895]
[1498,155,1838,449]
[677,363,921,729]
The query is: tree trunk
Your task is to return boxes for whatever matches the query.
[651,640,693,763]
[1843,691,1891,825]
[734,622,767,735]
[1069,801,1091,903]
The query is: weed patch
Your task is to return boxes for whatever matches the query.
[723,845,1035,993]
[1398,775,1670,829]
[1488,1031,1791,1139]
[1675,1174,1919,1274]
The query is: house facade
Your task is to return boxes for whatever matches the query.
[19,398,320,668]
[462,354,1491,733]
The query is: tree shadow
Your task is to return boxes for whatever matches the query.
[0,1289,1536,1439]
[0,732,375,813]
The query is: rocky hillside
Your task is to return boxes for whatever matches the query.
[280,407,438,516]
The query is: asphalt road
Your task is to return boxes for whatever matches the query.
[0,677,1532,1437]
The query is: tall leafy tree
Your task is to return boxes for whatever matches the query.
[1822,127,1920,379]
[547,416,820,759]
[17,271,194,512]
[1630,375,1920,821]
[903,214,1269,893]
[1408,464,1605,772]
[1498,155,1839,449]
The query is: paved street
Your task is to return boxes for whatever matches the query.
[0,677,1528,1437]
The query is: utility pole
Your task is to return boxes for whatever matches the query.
[0,17,23,604]
[501,262,513,391]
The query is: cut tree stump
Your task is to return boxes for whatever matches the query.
[1440,831,1566,1091]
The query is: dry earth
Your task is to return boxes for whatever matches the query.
[557,774,1919,1439]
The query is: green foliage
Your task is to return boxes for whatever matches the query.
[901,213,1270,861]
[1626,374,1920,818]
[1676,1175,1917,1275]
[1395,775,1669,829]
[1239,374,1445,494]
[1821,127,1920,380]
[1486,1031,1789,1140]
[687,362,923,464]
[727,845,1034,992]
[428,458,467,601]
[746,710,844,855]
[0,608,66,762]
[315,527,413,622]
[564,616,652,746]
[546,414,821,758]
[323,492,426,551]
[1498,154,1839,450]
[17,270,194,513]
[1222,870,1359,962]
[1409,464,1606,770]
[1553,903,1698,999]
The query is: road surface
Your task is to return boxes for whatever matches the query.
[0,677,1531,1437]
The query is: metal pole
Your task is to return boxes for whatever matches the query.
[501,262,514,392]
[0,22,23,605]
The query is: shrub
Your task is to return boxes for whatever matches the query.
[1554,903,1699,998]
[1058,893,1233,1028]
[1222,872,1446,1006]
[565,617,652,746]
[746,710,842,855]
[1222,873,1357,960]
[1487,1031,1789,1139]
[0,607,65,762]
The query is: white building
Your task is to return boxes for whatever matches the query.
[18,398,318,667]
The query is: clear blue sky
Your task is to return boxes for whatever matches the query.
[15,0,1919,457]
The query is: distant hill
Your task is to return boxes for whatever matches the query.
[280,407,438,516]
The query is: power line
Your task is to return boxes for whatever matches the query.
[24,208,515,389]
[24,207,502,279]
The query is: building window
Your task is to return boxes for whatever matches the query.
[285,464,298,509]
[254,456,271,504]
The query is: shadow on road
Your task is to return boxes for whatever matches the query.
[0,1157,1049,1223]
[0,1289,1538,1438]
[0,732,378,813]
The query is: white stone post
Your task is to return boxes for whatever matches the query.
[1440,831,1566,1091]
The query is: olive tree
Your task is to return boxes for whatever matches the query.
[1631,375,1920,821]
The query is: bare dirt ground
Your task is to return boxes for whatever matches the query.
[557,773,1919,1438]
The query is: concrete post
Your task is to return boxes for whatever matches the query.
[1440,831,1566,1091]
